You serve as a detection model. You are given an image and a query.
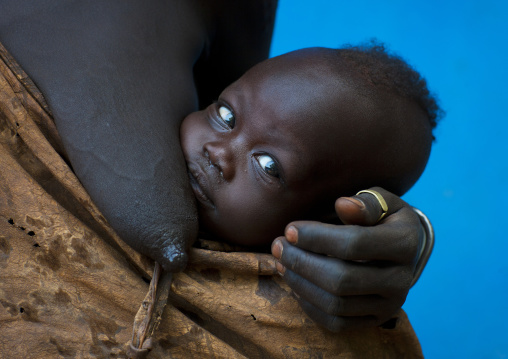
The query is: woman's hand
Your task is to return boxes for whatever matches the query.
[271,187,426,331]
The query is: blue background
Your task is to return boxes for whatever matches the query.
[270,1,508,358]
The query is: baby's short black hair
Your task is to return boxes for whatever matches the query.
[335,40,443,139]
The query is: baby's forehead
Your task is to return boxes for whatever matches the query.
[236,58,346,109]
[247,50,337,84]
[235,57,375,142]
[227,49,385,158]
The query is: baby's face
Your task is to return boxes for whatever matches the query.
[180,49,367,246]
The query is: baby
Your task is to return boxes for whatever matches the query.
[180,43,439,247]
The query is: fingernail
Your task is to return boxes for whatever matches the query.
[271,239,283,259]
[343,197,365,209]
[275,261,286,276]
[286,226,298,244]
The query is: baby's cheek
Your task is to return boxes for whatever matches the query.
[221,208,288,246]
[205,185,291,245]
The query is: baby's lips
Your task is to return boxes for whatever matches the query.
[158,245,188,272]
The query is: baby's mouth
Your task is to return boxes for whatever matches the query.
[187,165,215,209]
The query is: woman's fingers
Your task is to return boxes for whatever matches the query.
[271,239,410,332]
[271,187,428,331]
[283,267,406,317]
[283,214,421,263]
[296,294,384,332]
[272,238,413,297]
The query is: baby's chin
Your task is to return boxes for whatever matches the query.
[198,223,277,250]
[196,206,286,249]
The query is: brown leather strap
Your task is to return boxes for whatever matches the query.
[126,338,153,359]
[127,262,172,358]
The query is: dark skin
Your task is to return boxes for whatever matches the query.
[180,48,431,247]
[0,1,429,330]
[272,188,428,331]
[0,0,276,271]
[182,49,432,330]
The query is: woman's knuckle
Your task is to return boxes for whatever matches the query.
[325,296,343,316]
[383,267,412,296]
[328,263,346,294]
[343,228,364,259]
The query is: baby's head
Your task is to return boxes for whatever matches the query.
[180,43,441,247]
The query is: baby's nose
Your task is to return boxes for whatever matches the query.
[204,142,235,181]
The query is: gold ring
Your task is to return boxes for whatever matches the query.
[356,190,388,222]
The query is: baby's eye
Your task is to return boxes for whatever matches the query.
[256,155,279,178]
[218,106,235,128]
